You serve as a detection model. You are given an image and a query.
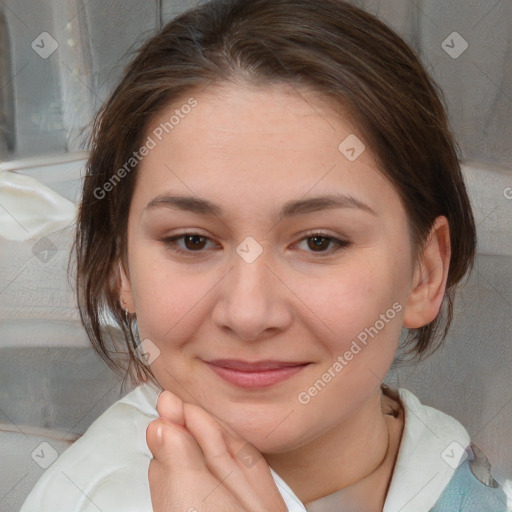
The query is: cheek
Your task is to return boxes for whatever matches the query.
[299,254,401,344]
[128,247,213,344]
[295,257,406,399]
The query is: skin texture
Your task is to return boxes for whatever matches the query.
[118,81,451,510]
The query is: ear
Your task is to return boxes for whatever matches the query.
[118,259,135,314]
[403,216,451,329]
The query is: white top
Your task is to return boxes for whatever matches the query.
[20,380,474,512]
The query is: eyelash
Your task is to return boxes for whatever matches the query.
[161,231,350,257]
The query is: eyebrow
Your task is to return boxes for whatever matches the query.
[144,193,376,219]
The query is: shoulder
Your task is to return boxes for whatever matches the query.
[431,442,510,512]
[382,386,511,512]
[20,381,162,512]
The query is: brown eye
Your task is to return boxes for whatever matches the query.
[307,235,331,252]
[183,234,207,250]
[162,233,216,255]
[297,232,350,255]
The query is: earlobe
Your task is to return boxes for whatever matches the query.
[118,260,135,313]
[403,216,451,329]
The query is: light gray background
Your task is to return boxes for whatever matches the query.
[0,1,511,510]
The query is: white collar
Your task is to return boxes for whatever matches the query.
[269,387,470,512]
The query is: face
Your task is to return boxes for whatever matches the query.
[119,81,417,454]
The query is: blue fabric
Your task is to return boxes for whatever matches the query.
[431,445,508,512]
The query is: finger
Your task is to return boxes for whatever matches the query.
[147,419,249,512]
[146,416,205,472]
[147,441,233,512]
[183,403,288,512]
[157,390,186,426]
[147,390,190,462]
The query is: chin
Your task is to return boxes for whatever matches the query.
[224,418,309,455]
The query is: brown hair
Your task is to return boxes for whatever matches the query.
[70,0,476,386]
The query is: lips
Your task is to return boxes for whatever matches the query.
[204,359,310,388]
[207,359,308,371]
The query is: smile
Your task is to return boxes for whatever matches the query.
[204,359,310,389]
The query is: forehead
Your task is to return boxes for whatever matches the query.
[132,81,402,221]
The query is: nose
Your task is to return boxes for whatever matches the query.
[210,244,293,342]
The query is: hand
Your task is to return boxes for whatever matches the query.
[146,390,289,512]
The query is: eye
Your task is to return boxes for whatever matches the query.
[162,231,350,257]
[296,232,350,255]
[162,233,217,255]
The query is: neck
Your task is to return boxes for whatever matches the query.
[263,388,392,504]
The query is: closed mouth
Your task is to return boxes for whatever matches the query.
[205,359,310,371]
[203,359,311,388]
